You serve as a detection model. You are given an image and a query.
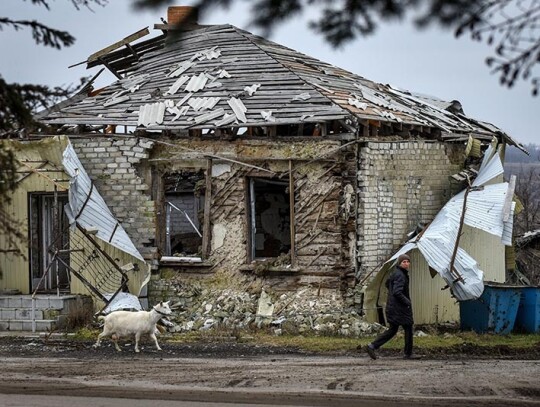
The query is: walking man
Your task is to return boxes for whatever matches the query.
[366,253,419,360]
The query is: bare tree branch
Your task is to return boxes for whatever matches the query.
[132,0,540,94]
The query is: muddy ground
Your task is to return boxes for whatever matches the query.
[0,336,539,406]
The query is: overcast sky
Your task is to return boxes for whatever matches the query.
[1,1,538,146]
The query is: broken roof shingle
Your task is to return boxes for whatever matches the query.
[38,22,523,148]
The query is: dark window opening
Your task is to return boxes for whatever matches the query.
[29,193,70,293]
[163,171,205,256]
[249,178,291,259]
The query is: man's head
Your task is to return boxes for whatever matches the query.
[397,254,411,269]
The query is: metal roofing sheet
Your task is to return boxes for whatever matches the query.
[62,142,144,261]
[376,143,513,301]
[472,149,504,187]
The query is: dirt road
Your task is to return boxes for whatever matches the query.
[0,337,539,406]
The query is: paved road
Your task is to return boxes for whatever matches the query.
[1,355,539,406]
[0,337,539,406]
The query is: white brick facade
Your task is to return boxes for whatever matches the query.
[357,140,463,278]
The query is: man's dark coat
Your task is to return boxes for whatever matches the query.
[385,266,413,325]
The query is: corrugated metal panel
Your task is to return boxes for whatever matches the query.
[0,140,69,294]
[366,224,507,324]
[215,113,236,126]
[444,183,509,238]
[366,145,513,307]
[473,150,504,186]
[408,250,460,325]
[0,164,61,294]
[0,137,150,298]
[69,228,150,302]
[62,143,144,261]
[502,202,516,246]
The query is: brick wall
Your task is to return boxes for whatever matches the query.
[167,194,200,232]
[72,137,157,259]
[357,140,463,278]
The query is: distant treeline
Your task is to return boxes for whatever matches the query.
[505,144,540,163]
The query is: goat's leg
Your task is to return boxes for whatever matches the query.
[150,332,162,351]
[93,331,106,349]
[134,332,141,353]
[111,334,122,352]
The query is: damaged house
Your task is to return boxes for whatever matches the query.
[0,6,525,332]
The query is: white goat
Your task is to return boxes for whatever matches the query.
[93,301,172,353]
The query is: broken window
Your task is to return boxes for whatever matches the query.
[163,171,205,256]
[29,193,70,292]
[275,123,323,137]
[248,178,291,259]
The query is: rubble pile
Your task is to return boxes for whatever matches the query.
[149,279,384,336]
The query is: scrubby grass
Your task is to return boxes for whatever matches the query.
[221,331,540,353]
[71,327,99,340]
[73,325,540,354]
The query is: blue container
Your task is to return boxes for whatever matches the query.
[515,287,540,333]
[460,284,521,334]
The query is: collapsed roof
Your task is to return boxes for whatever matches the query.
[38,13,523,149]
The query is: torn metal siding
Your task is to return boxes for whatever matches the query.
[366,148,513,303]
[62,142,144,261]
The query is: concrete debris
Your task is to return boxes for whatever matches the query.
[292,92,311,102]
[244,83,261,96]
[257,290,275,319]
[152,280,384,337]
[271,316,286,326]
[201,318,216,330]
[227,97,247,123]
